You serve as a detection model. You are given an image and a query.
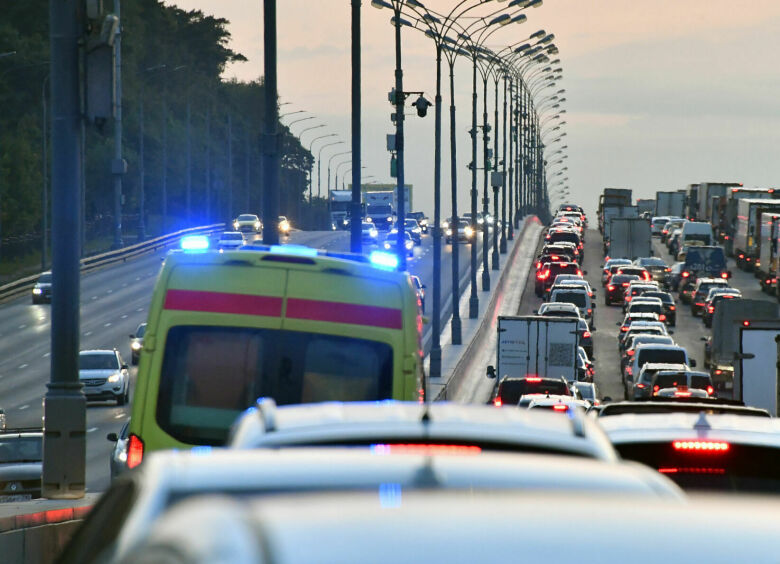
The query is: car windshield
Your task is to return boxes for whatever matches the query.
[368,204,392,215]
[79,353,119,370]
[552,292,587,308]
[38,273,52,283]
[637,348,686,366]
[156,326,394,445]
[237,215,256,221]
[136,324,146,338]
[0,436,42,463]
[639,258,666,267]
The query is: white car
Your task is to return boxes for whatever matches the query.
[78,349,130,405]
[217,231,245,250]
[232,213,262,233]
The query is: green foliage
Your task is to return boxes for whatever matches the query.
[0,0,312,249]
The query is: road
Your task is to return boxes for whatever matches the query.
[515,226,773,402]
[0,226,491,493]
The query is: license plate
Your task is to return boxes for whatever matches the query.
[0,494,32,503]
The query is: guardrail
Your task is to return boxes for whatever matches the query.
[0,223,225,304]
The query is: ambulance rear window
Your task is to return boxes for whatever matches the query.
[156,326,394,445]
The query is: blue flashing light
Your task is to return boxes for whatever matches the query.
[190,446,212,456]
[181,235,209,251]
[379,482,403,509]
[370,251,399,270]
[270,244,318,257]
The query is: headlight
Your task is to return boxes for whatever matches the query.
[413,227,421,234]
[32,288,42,295]
[384,242,392,250]
[131,341,142,351]
[406,240,413,250]
[446,228,453,236]
[387,216,393,222]
[233,221,239,229]
[366,217,373,223]
[465,226,474,237]
[442,221,449,229]
[420,219,427,226]
[279,221,290,232]
[254,221,261,229]
[370,229,378,238]
[477,218,484,224]
[108,373,121,383]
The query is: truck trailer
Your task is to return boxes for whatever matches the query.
[733,198,780,270]
[654,191,686,218]
[734,320,780,416]
[606,217,651,261]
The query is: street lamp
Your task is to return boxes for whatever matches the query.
[327,150,352,193]
[317,141,344,198]
[286,115,316,130]
[280,109,305,119]
[308,133,338,200]
[334,159,352,191]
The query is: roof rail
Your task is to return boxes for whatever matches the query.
[255,397,278,433]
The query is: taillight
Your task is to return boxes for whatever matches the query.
[626,367,633,375]
[551,255,559,260]
[714,369,722,375]
[536,261,541,269]
[526,377,542,382]
[659,467,726,474]
[493,397,503,407]
[695,302,704,307]
[743,320,750,327]
[582,331,591,339]
[675,390,692,397]
[653,385,660,393]
[127,434,144,469]
[636,383,645,389]
[681,271,690,278]
[720,272,729,279]
[577,270,583,276]
[665,268,670,272]
[622,283,629,287]
[738,254,744,259]
[659,314,666,321]
[706,386,714,395]
[620,326,629,332]
[672,440,729,452]
[552,404,568,412]
[627,350,635,356]
[607,284,615,291]
[670,306,676,311]
[708,306,714,313]
[643,272,651,280]
[587,309,592,315]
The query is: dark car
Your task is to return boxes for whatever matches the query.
[577,318,594,359]
[535,262,582,297]
[129,322,147,365]
[605,274,640,305]
[634,257,670,285]
[622,283,659,311]
[31,271,52,304]
[493,377,572,407]
[642,291,677,326]
[690,279,731,316]
[406,212,429,233]
[702,292,740,328]
[0,429,43,501]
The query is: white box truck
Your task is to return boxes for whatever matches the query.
[654,191,686,217]
[734,320,780,416]
[606,217,651,260]
[488,316,580,383]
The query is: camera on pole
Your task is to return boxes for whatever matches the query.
[413,95,432,118]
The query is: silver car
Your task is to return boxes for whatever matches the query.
[78,350,130,405]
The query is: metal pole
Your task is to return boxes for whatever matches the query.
[262,0,280,245]
[227,112,233,220]
[138,79,146,240]
[492,77,499,270]
[481,74,490,290]
[162,73,168,233]
[317,158,321,198]
[393,5,407,272]
[245,126,251,211]
[350,0,362,254]
[429,44,443,379]
[468,56,479,318]
[448,56,461,344]
[205,104,211,222]
[111,0,124,249]
[43,0,85,499]
[500,72,507,254]
[41,75,49,271]
[186,94,191,224]
[507,77,514,240]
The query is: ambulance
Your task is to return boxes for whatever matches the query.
[126,237,425,467]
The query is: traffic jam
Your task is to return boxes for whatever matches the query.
[46,187,780,562]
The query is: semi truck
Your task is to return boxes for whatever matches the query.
[636,199,655,217]
[684,184,700,219]
[733,198,780,269]
[487,316,580,384]
[597,188,632,233]
[706,299,779,392]
[654,191,686,217]
[714,188,776,254]
[606,217,651,261]
[329,190,353,230]
[757,213,780,291]
[734,320,780,416]
[601,205,638,246]
[696,182,741,224]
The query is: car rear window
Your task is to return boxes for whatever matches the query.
[637,349,686,367]
[498,379,570,403]
[548,232,580,245]
[552,292,587,308]
[156,326,393,445]
[614,442,780,494]
[644,292,673,304]
[628,303,661,314]
[618,268,646,276]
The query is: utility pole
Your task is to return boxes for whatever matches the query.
[162,73,168,233]
[244,126,251,211]
[43,0,85,499]
[111,0,124,249]
[492,76,499,270]
[262,0,280,245]
[349,0,362,254]
[41,75,49,271]
[186,94,192,224]
[500,73,507,254]
[392,10,406,271]
[205,104,211,223]
[227,112,233,221]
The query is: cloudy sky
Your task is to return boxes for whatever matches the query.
[168,0,780,217]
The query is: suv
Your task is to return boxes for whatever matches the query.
[690,278,731,315]
[602,259,632,285]
[537,302,581,319]
[605,274,640,305]
[493,377,571,406]
[78,350,130,405]
[633,363,690,400]
[651,370,715,397]
[549,286,594,324]
[0,428,43,501]
[625,344,693,388]
[536,262,582,297]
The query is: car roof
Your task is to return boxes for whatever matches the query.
[639,362,689,372]
[654,370,710,378]
[635,343,684,351]
[540,302,579,309]
[629,297,663,304]
[133,491,780,563]
[79,349,117,355]
[600,412,780,448]
[227,400,616,461]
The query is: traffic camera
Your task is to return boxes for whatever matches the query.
[413,95,432,118]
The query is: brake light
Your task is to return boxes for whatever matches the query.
[643,272,651,281]
[552,404,569,412]
[695,302,704,307]
[682,271,690,278]
[627,350,635,356]
[636,383,645,389]
[536,261,542,269]
[582,331,591,339]
[551,255,559,260]
[127,434,145,469]
[675,390,692,397]
[493,397,503,407]
[372,444,482,455]
[708,306,714,313]
[607,285,615,291]
[720,272,729,279]
[626,366,632,375]
[587,309,592,315]
[706,386,714,395]
[738,254,744,259]
[659,467,725,474]
[659,314,666,321]
[526,377,542,382]
[743,320,750,326]
[714,369,722,375]
[622,283,629,287]
[665,268,670,272]
[620,326,629,332]
[653,385,660,393]
[670,306,676,310]
[672,440,729,452]
[577,270,583,276]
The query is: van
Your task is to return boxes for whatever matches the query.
[127,241,425,465]
[680,221,714,247]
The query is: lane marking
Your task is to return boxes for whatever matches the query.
[114,413,125,419]
[18,324,26,329]
[120,314,128,319]
[107,290,113,294]
[18,364,28,370]
[43,352,50,358]
[136,307,144,312]
[91,296,98,300]
[84,331,92,336]
[104,323,112,327]
[87,427,98,433]
[19,405,29,410]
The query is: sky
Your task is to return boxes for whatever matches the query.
[167,0,780,218]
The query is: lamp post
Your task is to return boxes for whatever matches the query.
[308,133,338,200]
[334,159,352,191]
[328,150,352,193]
[318,141,344,198]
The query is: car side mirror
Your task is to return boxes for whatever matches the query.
[486,365,496,379]
[422,316,430,324]
[615,322,621,326]
[422,284,427,289]
[107,432,118,442]
[690,359,697,367]
[129,334,135,339]
[121,364,129,371]
[700,337,707,342]
[583,270,588,275]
